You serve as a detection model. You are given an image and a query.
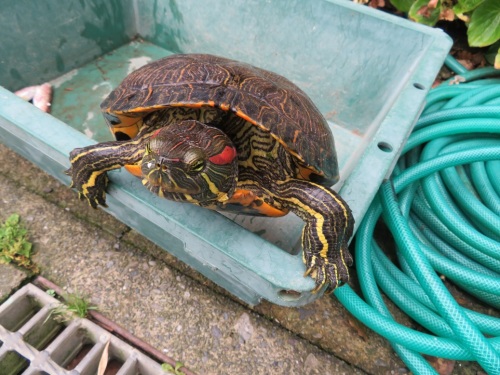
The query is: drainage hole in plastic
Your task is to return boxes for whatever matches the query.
[278,289,302,301]
[377,142,393,153]
[413,83,425,90]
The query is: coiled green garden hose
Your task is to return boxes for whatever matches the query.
[334,56,500,374]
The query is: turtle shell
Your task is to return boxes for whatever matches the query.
[101,54,339,185]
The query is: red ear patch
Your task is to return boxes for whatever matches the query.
[209,146,237,165]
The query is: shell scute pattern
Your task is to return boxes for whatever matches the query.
[102,54,339,184]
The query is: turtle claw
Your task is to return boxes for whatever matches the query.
[313,285,327,294]
[80,172,108,209]
[67,164,109,209]
[303,265,314,277]
[78,191,105,209]
[303,244,353,293]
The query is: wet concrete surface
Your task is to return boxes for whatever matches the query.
[0,264,30,303]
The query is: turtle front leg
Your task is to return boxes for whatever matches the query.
[274,179,354,292]
[66,139,145,208]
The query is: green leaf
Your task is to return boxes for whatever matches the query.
[174,362,185,374]
[453,0,485,14]
[0,214,36,272]
[468,0,500,47]
[485,41,500,65]
[5,214,20,227]
[390,0,414,13]
[0,255,13,264]
[161,362,185,375]
[18,242,32,257]
[409,0,442,26]
[487,44,500,68]
[162,363,174,372]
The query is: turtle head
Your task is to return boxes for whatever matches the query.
[140,120,238,203]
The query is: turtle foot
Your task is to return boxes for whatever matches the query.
[303,242,353,293]
[66,166,109,209]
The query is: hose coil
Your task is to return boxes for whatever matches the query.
[335,57,500,374]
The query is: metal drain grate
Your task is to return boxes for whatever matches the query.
[0,284,164,375]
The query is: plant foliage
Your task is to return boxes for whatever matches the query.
[162,361,186,375]
[0,214,38,272]
[47,291,98,323]
[409,0,442,26]
[467,0,500,48]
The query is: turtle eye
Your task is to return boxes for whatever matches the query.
[184,149,206,173]
[156,163,168,172]
[190,159,205,173]
[104,112,121,125]
[190,159,205,172]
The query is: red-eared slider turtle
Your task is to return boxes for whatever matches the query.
[67,54,354,292]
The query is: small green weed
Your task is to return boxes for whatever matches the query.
[0,214,38,273]
[161,361,186,375]
[47,291,98,323]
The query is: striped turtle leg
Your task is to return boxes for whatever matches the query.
[66,138,145,208]
[273,179,354,292]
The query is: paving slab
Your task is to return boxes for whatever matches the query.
[0,264,30,303]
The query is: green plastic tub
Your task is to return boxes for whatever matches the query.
[0,0,452,306]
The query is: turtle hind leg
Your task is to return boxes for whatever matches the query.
[273,178,354,292]
[66,139,145,208]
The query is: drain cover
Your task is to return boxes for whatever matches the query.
[0,284,164,374]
